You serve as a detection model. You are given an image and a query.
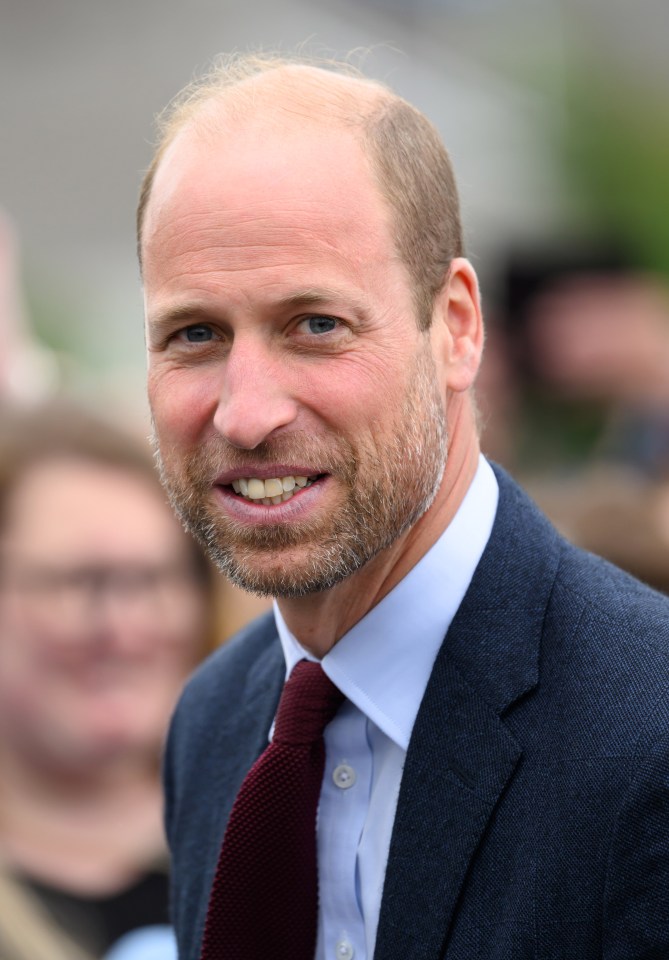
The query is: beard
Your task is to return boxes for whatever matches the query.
[152,344,448,598]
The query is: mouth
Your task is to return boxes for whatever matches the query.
[224,474,323,505]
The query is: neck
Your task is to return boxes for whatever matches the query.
[277,393,480,656]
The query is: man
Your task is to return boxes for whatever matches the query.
[0,400,215,960]
[138,54,669,959]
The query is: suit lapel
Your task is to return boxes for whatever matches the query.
[374,465,562,960]
[213,626,285,835]
[374,653,522,960]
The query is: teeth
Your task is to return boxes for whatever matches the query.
[229,474,316,503]
[247,478,266,500]
[264,478,284,498]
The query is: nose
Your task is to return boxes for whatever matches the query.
[81,584,154,647]
[213,337,299,449]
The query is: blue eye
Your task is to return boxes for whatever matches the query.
[184,325,213,342]
[303,316,337,334]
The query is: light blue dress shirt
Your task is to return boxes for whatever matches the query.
[103,925,177,960]
[274,455,498,960]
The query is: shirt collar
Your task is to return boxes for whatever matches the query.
[274,455,499,749]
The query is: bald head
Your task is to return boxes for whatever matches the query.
[137,53,464,328]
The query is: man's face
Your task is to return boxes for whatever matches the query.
[0,459,206,768]
[143,116,449,597]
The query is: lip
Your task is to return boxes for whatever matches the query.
[214,466,325,485]
[212,475,330,522]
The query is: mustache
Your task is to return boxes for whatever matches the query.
[152,429,358,485]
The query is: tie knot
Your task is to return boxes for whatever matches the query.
[273,661,344,746]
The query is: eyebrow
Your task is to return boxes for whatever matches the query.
[274,287,368,314]
[147,301,207,326]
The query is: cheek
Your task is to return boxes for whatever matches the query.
[148,365,221,444]
[0,605,41,666]
[305,354,410,434]
[0,637,54,718]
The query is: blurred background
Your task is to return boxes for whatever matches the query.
[1,5,669,955]
[2,0,669,561]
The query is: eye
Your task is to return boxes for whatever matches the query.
[297,315,339,335]
[182,325,214,343]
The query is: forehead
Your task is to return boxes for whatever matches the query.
[142,110,398,283]
[2,458,182,562]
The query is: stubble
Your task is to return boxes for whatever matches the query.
[152,345,447,597]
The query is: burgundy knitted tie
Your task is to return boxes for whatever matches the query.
[200,660,344,960]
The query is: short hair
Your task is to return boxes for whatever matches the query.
[136,52,464,329]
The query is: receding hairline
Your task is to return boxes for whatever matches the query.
[137,58,401,257]
[137,52,465,331]
[160,58,392,134]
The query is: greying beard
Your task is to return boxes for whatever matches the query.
[151,346,447,598]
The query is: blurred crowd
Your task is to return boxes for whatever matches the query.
[2,205,669,957]
[477,245,669,596]
[0,400,220,960]
[0,210,269,960]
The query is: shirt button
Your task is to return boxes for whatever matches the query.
[332,763,356,789]
[336,939,354,960]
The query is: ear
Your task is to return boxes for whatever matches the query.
[430,257,484,393]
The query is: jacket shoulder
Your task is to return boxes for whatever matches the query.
[176,610,279,717]
[163,611,284,960]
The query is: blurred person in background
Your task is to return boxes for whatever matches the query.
[487,250,669,476]
[526,462,669,595]
[478,255,669,611]
[523,270,669,475]
[527,464,669,597]
[0,400,217,960]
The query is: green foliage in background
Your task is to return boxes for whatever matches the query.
[562,58,669,278]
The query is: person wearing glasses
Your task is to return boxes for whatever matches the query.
[0,399,217,960]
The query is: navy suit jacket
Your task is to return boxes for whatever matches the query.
[164,466,669,958]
